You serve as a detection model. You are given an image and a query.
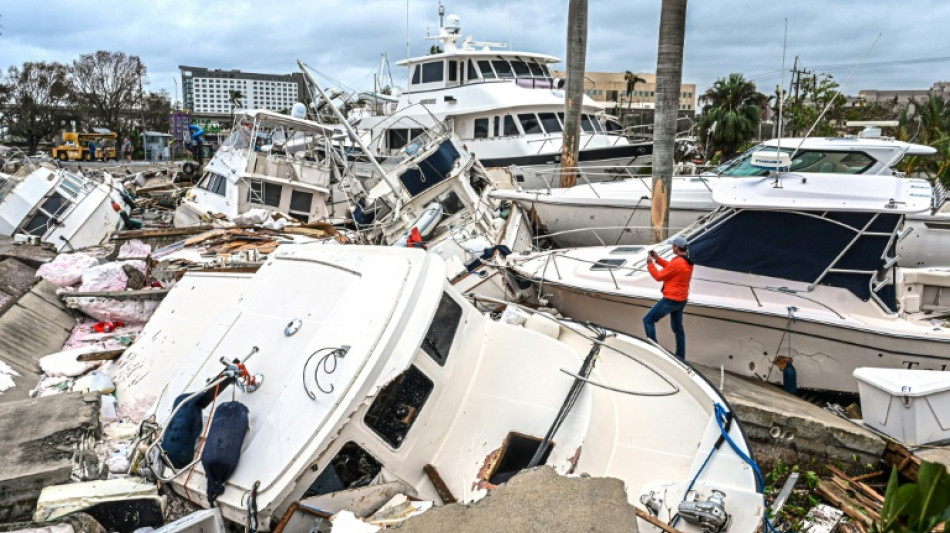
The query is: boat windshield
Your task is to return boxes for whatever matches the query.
[712,145,876,176]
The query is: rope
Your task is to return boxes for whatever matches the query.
[764,308,797,384]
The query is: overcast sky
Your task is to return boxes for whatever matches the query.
[3,0,949,103]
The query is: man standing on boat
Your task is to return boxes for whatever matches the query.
[644,236,694,360]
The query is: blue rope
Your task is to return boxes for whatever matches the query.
[670,403,787,533]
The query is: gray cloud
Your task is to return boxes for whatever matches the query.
[2,0,947,103]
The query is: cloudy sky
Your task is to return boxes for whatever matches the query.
[3,0,949,103]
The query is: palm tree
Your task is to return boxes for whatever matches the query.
[651,0,688,243]
[698,73,767,160]
[624,70,646,97]
[560,0,588,188]
[909,93,949,145]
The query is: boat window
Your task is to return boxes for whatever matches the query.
[289,190,313,218]
[538,113,562,133]
[493,115,500,137]
[492,59,514,79]
[504,115,520,136]
[474,118,489,139]
[591,116,605,133]
[713,147,874,177]
[477,60,496,79]
[40,193,69,217]
[411,65,421,85]
[364,365,434,448]
[58,173,84,198]
[605,119,624,133]
[421,61,444,83]
[580,115,596,132]
[438,190,465,215]
[487,433,553,485]
[527,60,544,77]
[248,180,282,207]
[557,112,565,128]
[539,63,552,78]
[467,59,480,81]
[610,246,645,254]
[591,258,626,270]
[212,174,228,196]
[511,59,531,78]
[21,211,52,236]
[448,60,458,82]
[518,113,543,135]
[421,292,463,366]
[307,442,382,497]
[197,172,213,190]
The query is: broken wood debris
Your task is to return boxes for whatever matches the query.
[815,466,886,531]
[60,289,170,300]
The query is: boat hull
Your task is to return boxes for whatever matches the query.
[529,280,950,393]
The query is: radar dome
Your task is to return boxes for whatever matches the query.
[291,102,307,119]
[445,14,461,34]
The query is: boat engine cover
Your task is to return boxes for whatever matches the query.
[201,401,250,505]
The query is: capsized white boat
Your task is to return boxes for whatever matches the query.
[174,109,337,228]
[509,172,950,393]
[0,162,130,251]
[493,136,950,267]
[130,245,764,533]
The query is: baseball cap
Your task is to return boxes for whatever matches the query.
[668,236,689,249]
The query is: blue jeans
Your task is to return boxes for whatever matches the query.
[643,298,687,360]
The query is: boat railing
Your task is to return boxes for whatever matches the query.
[462,292,682,397]
[518,249,847,320]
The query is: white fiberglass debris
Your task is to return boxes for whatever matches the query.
[329,511,380,533]
[39,347,104,378]
[36,253,100,287]
[73,371,115,394]
[0,360,21,393]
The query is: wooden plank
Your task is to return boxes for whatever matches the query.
[113,226,214,241]
[423,464,457,504]
[634,507,686,533]
[883,441,920,481]
[77,349,126,362]
[62,289,170,300]
[817,479,873,529]
[827,465,885,504]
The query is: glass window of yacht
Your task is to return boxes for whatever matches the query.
[518,113,543,135]
[580,114,596,132]
[474,118,489,139]
[714,147,875,177]
[494,116,500,137]
[421,292,463,366]
[20,192,71,237]
[538,113,562,133]
[307,442,382,496]
[212,174,227,196]
[492,59,514,79]
[467,59,480,81]
[248,179,282,207]
[477,60,496,79]
[421,61,444,83]
[411,65,421,85]
[591,115,605,132]
[504,115,519,136]
[539,63,552,78]
[58,172,84,199]
[448,60,458,82]
[511,59,531,78]
[527,60,544,77]
[364,365,434,448]
[289,190,313,219]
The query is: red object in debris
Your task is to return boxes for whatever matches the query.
[407,227,426,249]
[111,202,122,212]
[92,320,126,333]
[149,280,163,288]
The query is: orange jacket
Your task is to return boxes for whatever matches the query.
[647,255,694,302]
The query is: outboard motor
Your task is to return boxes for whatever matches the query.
[678,490,730,533]
[201,401,249,506]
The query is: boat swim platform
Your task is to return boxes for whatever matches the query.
[693,365,885,465]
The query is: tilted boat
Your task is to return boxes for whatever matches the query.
[509,172,950,393]
[493,136,950,267]
[0,162,130,251]
[123,245,764,533]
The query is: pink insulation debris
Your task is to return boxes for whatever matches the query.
[78,260,147,292]
[71,297,160,324]
[36,253,100,287]
[118,239,151,259]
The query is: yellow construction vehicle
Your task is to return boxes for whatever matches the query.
[52,132,118,161]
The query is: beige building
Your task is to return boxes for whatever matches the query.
[552,71,697,112]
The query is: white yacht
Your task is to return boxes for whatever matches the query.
[173,109,336,228]
[493,136,950,267]
[509,172,950,393]
[0,162,129,251]
[350,11,651,189]
[121,244,764,533]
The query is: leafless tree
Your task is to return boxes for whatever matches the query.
[70,51,145,136]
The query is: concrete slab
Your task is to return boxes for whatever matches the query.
[915,447,950,472]
[695,365,885,464]
[388,467,638,533]
[0,258,38,300]
[0,392,101,522]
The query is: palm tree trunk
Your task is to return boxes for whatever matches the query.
[651,0,688,243]
[561,0,588,188]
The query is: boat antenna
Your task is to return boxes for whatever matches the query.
[776,19,787,154]
[789,33,882,161]
[406,0,411,104]
[439,1,445,28]
[298,60,408,201]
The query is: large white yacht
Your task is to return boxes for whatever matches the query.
[493,136,950,267]
[116,244,764,533]
[509,172,950,393]
[351,12,651,189]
